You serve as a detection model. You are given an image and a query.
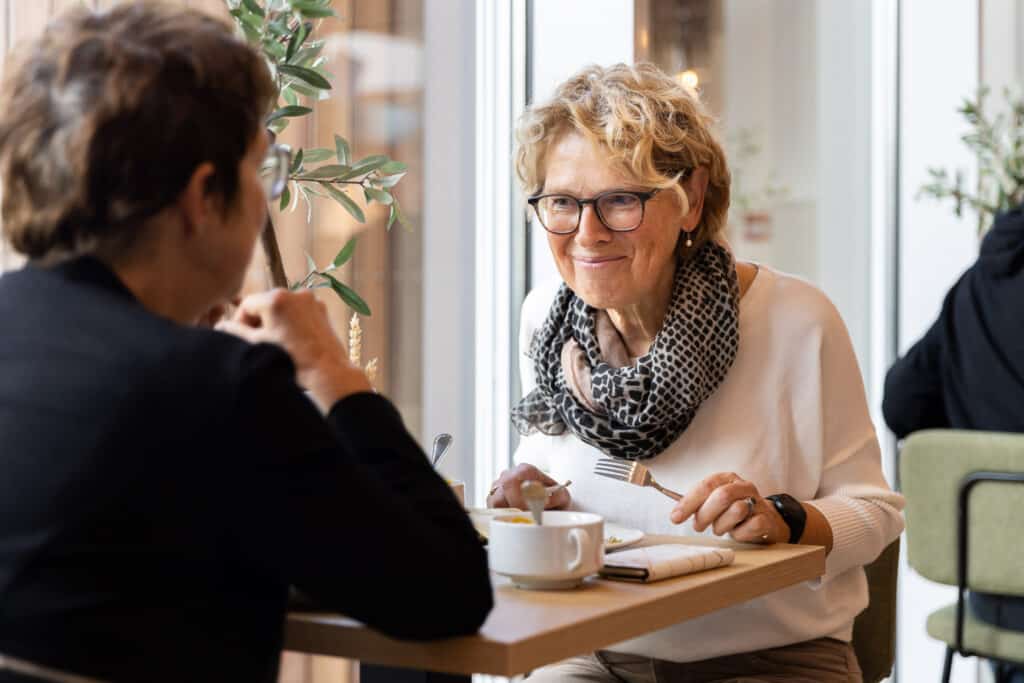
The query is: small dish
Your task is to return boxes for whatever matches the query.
[604,523,645,551]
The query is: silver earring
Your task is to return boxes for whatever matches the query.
[683,229,694,248]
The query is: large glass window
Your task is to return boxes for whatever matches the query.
[0,0,424,435]
[0,2,426,681]
[634,0,883,391]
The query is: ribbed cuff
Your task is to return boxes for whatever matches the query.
[805,495,879,586]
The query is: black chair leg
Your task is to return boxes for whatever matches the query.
[941,647,953,683]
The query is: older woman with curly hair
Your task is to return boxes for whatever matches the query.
[487,63,904,682]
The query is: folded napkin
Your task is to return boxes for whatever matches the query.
[599,544,735,583]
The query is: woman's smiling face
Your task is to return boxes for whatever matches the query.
[540,132,686,311]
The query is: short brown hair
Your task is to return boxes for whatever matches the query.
[0,2,276,260]
[515,63,730,253]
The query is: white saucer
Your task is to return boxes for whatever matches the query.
[500,573,585,590]
[604,523,645,551]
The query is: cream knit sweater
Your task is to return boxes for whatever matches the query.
[513,266,905,663]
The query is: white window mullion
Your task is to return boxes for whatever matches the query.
[474,0,526,508]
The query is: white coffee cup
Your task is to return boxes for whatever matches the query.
[488,510,604,589]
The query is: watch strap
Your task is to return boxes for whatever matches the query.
[766,493,807,544]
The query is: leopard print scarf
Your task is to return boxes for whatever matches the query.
[510,241,740,460]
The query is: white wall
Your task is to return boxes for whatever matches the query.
[897,1,981,681]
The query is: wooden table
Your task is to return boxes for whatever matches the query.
[285,535,825,680]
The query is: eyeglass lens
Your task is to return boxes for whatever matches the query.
[535,192,644,233]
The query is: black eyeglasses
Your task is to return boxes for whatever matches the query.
[527,188,661,234]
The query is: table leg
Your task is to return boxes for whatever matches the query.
[358,664,471,683]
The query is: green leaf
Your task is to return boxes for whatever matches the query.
[266,105,312,124]
[378,161,407,175]
[262,40,286,60]
[303,164,350,179]
[290,148,304,174]
[292,0,336,18]
[387,203,398,229]
[279,64,332,90]
[338,155,389,180]
[285,21,310,62]
[304,251,318,275]
[321,183,366,223]
[266,15,291,38]
[291,41,325,68]
[298,184,314,223]
[332,236,358,267]
[393,199,411,231]
[282,87,299,106]
[301,182,329,198]
[278,182,291,211]
[301,148,334,163]
[364,187,393,205]
[335,135,350,165]
[241,0,265,18]
[375,172,406,188]
[322,273,371,315]
[239,20,261,44]
[233,6,263,32]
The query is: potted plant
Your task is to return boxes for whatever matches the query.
[224,0,409,316]
[919,86,1024,235]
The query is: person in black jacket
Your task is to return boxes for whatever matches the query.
[883,206,1024,681]
[0,4,492,682]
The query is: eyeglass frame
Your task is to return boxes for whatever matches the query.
[526,188,663,235]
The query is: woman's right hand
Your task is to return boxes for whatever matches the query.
[486,463,570,510]
[216,289,371,412]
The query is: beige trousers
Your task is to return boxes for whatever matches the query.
[526,637,862,683]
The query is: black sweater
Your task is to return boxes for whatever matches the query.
[883,206,1024,438]
[0,258,492,682]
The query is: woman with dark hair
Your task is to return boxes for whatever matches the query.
[0,4,491,682]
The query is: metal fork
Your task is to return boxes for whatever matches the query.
[593,458,683,501]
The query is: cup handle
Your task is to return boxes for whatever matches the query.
[567,528,589,572]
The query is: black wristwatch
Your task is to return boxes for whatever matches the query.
[766,494,807,544]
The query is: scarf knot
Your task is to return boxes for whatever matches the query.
[511,241,740,460]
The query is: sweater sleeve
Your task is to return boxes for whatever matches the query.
[803,302,905,582]
[226,344,493,639]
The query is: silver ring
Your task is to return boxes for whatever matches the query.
[761,534,769,542]
[744,496,756,520]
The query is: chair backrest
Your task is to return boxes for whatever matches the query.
[852,539,900,683]
[901,429,1024,595]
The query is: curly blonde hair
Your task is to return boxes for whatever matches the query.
[515,63,730,252]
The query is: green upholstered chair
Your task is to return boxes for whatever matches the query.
[852,539,900,683]
[901,430,1024,682]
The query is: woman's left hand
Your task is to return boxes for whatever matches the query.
[669,471,788,544]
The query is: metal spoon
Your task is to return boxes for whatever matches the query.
[430,433,453,468]
[520,480,547,526]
